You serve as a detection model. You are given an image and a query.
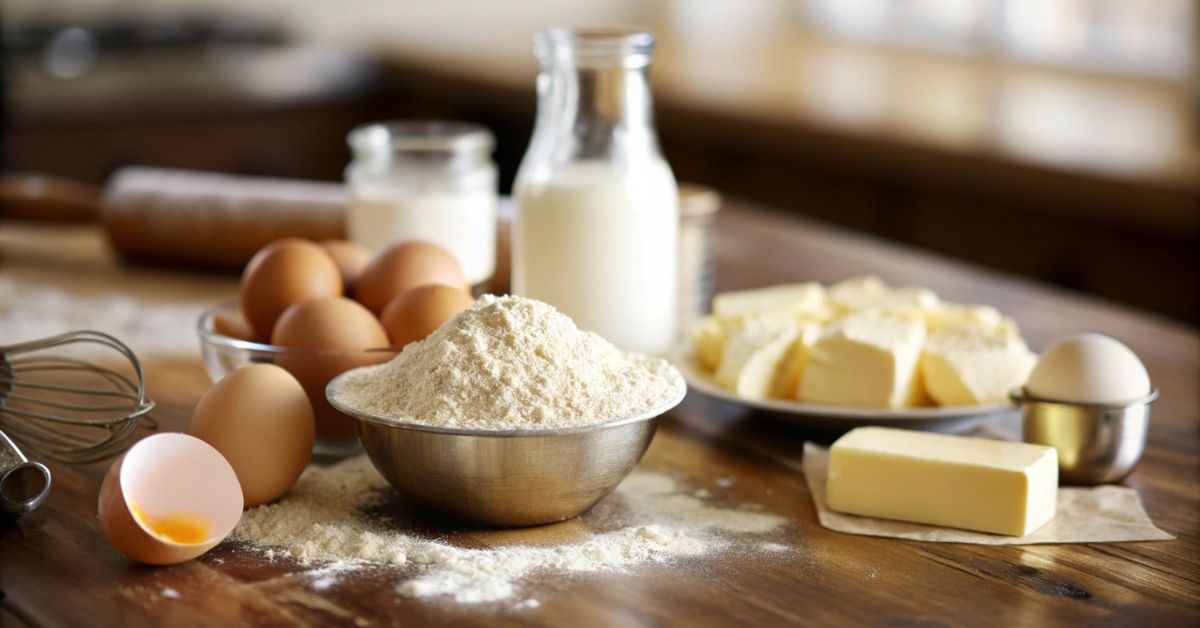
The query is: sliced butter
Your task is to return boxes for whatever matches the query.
[772,323,822,400]
[924,303,1020,338]
[828,275,887,305]
[921,325,1037,405]
[829,276,941,316]
[715,323,799,399]
[712,282,826,319]
[799,314,928,408]
[826,427,1058,536]
[691,316,728,371]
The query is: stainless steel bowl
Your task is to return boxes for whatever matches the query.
[326,371,687,526]
[1013,388,1157,485]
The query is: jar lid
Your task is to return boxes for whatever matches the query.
[348,121,495,157]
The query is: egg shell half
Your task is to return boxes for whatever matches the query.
[98,433,243,565]
[188,364,315,508]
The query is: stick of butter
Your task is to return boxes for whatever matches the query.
[826,427,1058,536]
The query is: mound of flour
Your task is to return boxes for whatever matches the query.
[333,295,683,430]
[233,456,786,604]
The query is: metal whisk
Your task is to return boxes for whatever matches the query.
[0,330,156,464]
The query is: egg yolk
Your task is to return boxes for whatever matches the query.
[129,503,212,545]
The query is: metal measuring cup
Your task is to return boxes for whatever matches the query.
[1,429,51,518]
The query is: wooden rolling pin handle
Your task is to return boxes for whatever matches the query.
[0,174,100,223]
[2,169,350,270]
[99,167,348,270]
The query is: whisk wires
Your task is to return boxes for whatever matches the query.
[0,331,156,464]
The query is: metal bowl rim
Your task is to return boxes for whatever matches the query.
[326,367,687,437]
[1009,387,1158,410]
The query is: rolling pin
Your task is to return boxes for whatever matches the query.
[0,168,347,270]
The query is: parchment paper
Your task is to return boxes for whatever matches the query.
[803,443,1174,544]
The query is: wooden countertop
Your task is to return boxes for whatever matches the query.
[1,202,1198,626]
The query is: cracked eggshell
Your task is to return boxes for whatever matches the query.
[98,433,243,565]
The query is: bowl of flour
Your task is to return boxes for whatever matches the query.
[326,295,686,526]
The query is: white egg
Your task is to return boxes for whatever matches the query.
[1026,333,1151,404]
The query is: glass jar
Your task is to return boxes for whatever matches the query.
[513,29,680,355]
[345,121,498,288]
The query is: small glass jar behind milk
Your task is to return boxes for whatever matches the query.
[345,121,498,288]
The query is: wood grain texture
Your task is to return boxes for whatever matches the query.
[1,203,1197,627]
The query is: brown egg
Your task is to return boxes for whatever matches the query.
[240,239,342,341]
[188,364,315,508]
[272,297,390,439]
[354,241,467,315]
[243,237,307,276]
[319,239,373,293]
[381,284,474,348]
[212,309,256,342]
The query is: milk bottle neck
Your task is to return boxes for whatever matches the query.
[528,29,663,167]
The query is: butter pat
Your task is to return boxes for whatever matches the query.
[829,276,940,316]
[924,304,1019,338]
[691,316,728,371]
[773,323,822,399]
[826,427,1058,536]
[800,314,928,408]
[828,276,887,306]
[921,325,1036,405]
[715,323,799,399]
[712,282,826,319]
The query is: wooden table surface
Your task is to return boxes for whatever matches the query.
[1,202,1197,627]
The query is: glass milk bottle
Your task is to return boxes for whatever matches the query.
[514,29,679,355]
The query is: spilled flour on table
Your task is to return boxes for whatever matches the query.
[234,455,786,604]
[0,273,218,357]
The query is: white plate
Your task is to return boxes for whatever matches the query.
[672,347,1017,432]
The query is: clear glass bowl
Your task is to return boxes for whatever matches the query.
[197,302,397,457]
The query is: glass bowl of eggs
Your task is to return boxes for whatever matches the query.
[197,238,477,456]
[198,301,400,456]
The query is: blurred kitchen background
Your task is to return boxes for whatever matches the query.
[3,0,1197,322]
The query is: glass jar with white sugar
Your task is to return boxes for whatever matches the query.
[345,121,498,288]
